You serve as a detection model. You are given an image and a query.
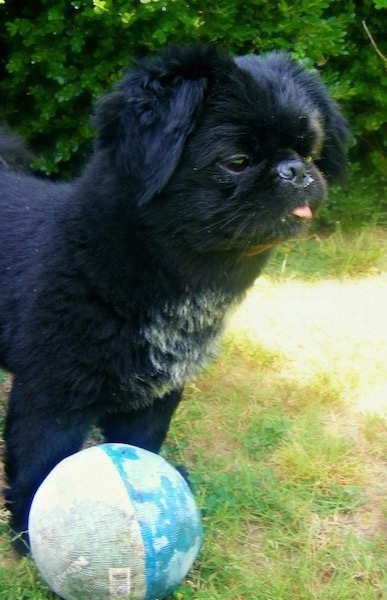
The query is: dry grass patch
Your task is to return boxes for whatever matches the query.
[230,273,387,416]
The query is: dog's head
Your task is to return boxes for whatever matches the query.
[94,46,348,257]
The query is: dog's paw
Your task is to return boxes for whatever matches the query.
[175,464,192,488]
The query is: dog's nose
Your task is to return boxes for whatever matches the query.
[277,159,310,188]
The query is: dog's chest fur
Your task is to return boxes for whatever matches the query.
[118,289,239,406]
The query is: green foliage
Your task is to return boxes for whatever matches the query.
[317,166,387,231]
[0,0,385,179]
[0,2,386,245]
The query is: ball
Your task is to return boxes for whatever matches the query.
[28,443,202,600]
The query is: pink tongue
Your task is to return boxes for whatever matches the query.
[292,205,313,219]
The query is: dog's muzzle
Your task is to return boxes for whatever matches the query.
[277,159,312,189]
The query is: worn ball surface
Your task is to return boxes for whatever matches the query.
[28,443,202,600]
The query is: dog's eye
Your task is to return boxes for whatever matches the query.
[222,155,252,173]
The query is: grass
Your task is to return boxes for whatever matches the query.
[0,228,387,599]
[268,227,387,280]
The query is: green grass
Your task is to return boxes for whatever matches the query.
[1,228,387,599]
[268,227,387,280]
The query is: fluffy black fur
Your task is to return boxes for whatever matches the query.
[0,45,348,553]
[0,126,34,172]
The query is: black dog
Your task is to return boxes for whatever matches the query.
[0,126,34,172]
[0,45,348,553]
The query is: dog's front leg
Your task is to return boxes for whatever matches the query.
[98,388,183,453]
[3,378,95,555]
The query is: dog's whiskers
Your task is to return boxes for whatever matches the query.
[209,208,247,232]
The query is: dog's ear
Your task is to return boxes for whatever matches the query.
[297,68,349,185]
[94,46,222,205]
[315,100,349,185]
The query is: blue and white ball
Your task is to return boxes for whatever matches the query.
[28,444,202,600]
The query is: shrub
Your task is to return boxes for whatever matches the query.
[0,0,385,186]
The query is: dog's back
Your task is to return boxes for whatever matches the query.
[0,127,34,172]
[0,144,70,371]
